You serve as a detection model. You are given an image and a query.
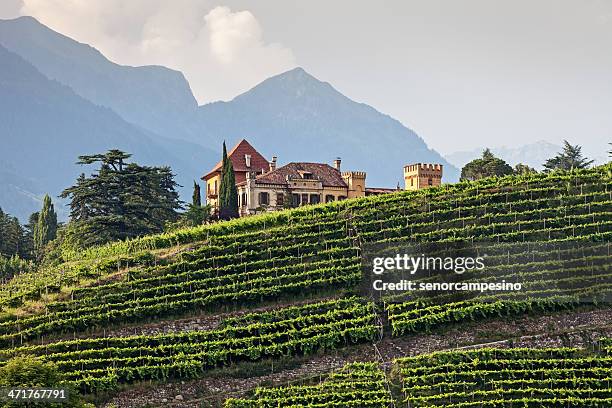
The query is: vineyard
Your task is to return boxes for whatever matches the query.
[395,346,612,407]
[0,166,610,406]
[0,298,379,393]
[225,362,394,407]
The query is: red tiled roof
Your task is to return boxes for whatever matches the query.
[249,162,348,188]
[202,139,269,180]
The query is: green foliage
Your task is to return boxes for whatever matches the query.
[59,150,182,248]
[0,355,62,387]
[543,140,594,171]
[0,356,87,407]
[461,149,514,181]
[513,163,536,175]
[183,203,211,227]
[192,181,202,207]
[0,208,29,260]
[33,195,57,259]
[219,142,239,220]
[0,255,32,282]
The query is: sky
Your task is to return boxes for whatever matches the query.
[1,0,611,158]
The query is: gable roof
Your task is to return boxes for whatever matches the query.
[250,162,348,188]
[202,139,270,180]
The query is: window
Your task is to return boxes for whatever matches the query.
[338,196,347,201]
[259,192,269,206]
[292,193,300,207]
[325,195,335,203]
[411,178,414,187]
[428,178,433,186]
[276,193,284,207]
[303,172,313,180]
[241,193,247,207]
[310,194,320,204]
[301,194,309,206]
[214,180,218,195]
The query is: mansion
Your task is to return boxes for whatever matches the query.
[202,139,442,217]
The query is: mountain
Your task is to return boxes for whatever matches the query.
[445,141,562,171]
[0,16,459,213]
[0,16,200,142]
[197,68,459,187]
[0,44,216,221]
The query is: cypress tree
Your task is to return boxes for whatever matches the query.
[33,194,57,257]
[219,142,239,220]
[192,181,202,207]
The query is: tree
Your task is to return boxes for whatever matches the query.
[218,142,239,220]
[514,163,537,175]
[0,355,87,407]
[460,149,514,181]
[543,140,594,171]
[192,181,202,207]
[0,208,29,259]
[33,194,57,258]
[183,204,211,227]
[60,150,182,247]
[180,181,210,226]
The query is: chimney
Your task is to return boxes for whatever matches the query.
[269,156,277,172]
[245,154,251,168]
[333,157,341,171]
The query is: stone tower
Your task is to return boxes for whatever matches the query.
[403,163,443,190]
[342,171,367,199]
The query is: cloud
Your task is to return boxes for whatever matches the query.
[205,6,261,64]
[8,1,296,102]
[0,0,24,19]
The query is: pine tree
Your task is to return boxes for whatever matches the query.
[543,140,594,171]
[60,150,182,247]
[192,181,202,207]
[33,195,57,257]
[218,142,239,220]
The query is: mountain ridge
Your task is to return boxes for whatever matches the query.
[197,67,459,187]
[0,44,216,221]
[1,16,460,218]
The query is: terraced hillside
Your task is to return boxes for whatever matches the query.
[0,166,610,407]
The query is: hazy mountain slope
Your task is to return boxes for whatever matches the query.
[445,141,562,170]
[198,68,459,186]
[0,16,458,193]
[0,45,215,221]
[0,16,200,143]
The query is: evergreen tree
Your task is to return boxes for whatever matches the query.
[218,142,239,220]
[543,140,594,171]
[192,181,202,207]
[60,150,182,247]
[461,149,514,181]
[33,194,57,257]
